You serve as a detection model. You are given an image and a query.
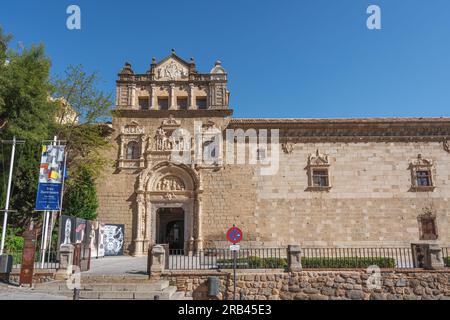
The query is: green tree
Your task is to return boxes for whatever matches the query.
[0,27,57,230]
[51,65,114,220]
[52,64,113,181]
[0,27,113,232]
[62,167,99,220]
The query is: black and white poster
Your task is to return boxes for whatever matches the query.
[58,215,75,247]
[104,224,125,256]
[97,223,106,258]
[89,221,99,258]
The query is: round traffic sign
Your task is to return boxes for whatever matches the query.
[226,226,243,244]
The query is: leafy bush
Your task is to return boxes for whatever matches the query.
[217,256,288,269]
[216,256,396,269]
[444,256,450,267]
[0,227,24,265]
[301,257,396,268]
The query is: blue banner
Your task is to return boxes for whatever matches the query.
[35,144,66,211]
[35,183,62,211]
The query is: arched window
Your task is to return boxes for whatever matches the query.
[126,141,140,160]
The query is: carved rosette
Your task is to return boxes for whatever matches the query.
[282,142,295,154]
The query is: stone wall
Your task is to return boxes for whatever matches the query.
[96,111,450,252]
[159,270,450,300]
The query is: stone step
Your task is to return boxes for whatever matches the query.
[34,280,170,292]
[33,281,182,300]
[49,286,179,300]
[170,291,193,300]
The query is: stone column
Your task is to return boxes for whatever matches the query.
[188,83,195,109]
[55,244,74,280]
[149,245,165,275]
[169,83,176,110]
[195,195,204,252]
[150,84,157,110]
[288,245,302,272]
[128,83,136,108]
[133,193,145,256]
[411,243,445,270]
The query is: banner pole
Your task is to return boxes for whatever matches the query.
[40,211,47,265]
[0,136,17,255]
[40,136,58,268]
[41,211,50,268]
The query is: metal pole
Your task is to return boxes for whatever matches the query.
[0,136,17,255]
[46,212,56,264]
[40,136,58,268]
[39,211,46,261]
[233,250,237,300]
[41,211,50,268]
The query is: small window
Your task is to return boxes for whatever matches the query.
[158,97,169,110]
[138,97,149,110]
[419,215,438,240]
[312,169,329,187]
[177,97,188,110]
[196,97,207,109]
[416,170,432,187]
[126,142,140,160]
[410,154,435,191]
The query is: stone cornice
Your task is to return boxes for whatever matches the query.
[228,117,450,125]
[226,117,450,142]
[115,109,234,118]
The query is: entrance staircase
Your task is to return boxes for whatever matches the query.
[32,275,191,300]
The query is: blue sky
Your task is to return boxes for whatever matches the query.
[1,0,450,119]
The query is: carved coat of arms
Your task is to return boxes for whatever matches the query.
[158,61,187,80]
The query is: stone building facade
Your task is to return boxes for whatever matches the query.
[96,51,450,256]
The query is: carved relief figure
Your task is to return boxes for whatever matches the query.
[156,176,185,191]
[154,127,191,152]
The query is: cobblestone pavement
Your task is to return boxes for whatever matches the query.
[0,283,68,300]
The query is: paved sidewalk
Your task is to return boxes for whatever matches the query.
[86,256,148,275]
[0,283,68,300]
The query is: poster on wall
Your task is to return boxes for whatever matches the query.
[35,144,66,211]
[97,223,106,258]
[104,224,125,256]
[75,218,87,244]
[89,221,99,259]
[58,215,75,247]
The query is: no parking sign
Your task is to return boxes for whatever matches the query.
[226,226,243,245]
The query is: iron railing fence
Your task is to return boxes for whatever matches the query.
[167,247,432,270]
[443,247,450,267]
[168,248,287,270]
[6,250,59,270]
[301,247,413,269]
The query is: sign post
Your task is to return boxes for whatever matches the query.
[226,225,243,301]
[34,138,66,267]
[0,136,25,255]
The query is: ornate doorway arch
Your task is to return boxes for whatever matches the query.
[132,162,203,256]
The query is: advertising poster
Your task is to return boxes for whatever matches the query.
[97,223,106,258]
[90,221,99,259]
[58,215,75,247]
[75,218,87,244]
[104,224,125,256]
[35,144,65,211]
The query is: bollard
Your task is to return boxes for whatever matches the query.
[73,288,80,300]
[154,295,160,300]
